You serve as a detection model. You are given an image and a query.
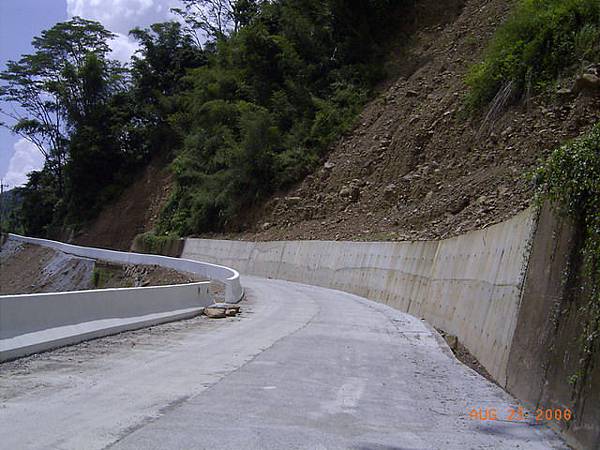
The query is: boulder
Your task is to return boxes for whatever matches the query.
[574,73,600,95]
[339,184,361,203]
[226,308,238,317]
[204,305,227,318]
[339,186,351,198]
[383,183,397,201]
[204,303,241,318]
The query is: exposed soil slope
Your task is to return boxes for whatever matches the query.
[75,157,173,250]
[79,0,600,246]
[0,241,94,294]
[214,0,600,242]
[92,261,203,289]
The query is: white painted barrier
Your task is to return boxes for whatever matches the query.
[8,234,243,303]
[182,208,537,385]
[0,234,244,362]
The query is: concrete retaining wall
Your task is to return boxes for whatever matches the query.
[506,207,600,450]
[182,208,537,385]
[1,234,243,362]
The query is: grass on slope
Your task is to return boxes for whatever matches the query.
[467,0,600,110]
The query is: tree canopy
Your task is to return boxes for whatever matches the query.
[1,0,411,238]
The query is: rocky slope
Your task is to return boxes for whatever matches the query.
[79,0,600,246]
[212,0,600,242]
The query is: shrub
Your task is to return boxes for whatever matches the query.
[467,0,600,110]
[132,231,182,256]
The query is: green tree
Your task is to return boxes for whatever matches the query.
[129,21,207,160]
[0,17,138,234]
[171,0,262,44]
[157,0,408,235]
[0,17,121,196]
[130,22,206,101]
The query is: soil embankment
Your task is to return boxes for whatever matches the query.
[74,157,173,251]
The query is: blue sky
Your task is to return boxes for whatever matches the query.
[0,0,180,189]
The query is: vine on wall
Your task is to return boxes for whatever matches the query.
[534,122,600,398]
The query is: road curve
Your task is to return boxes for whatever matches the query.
[0,276,565,449]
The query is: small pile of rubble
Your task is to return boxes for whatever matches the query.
[203,303,241,319]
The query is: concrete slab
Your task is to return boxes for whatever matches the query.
[0,277,565,450]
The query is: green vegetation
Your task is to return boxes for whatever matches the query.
[467,0,600,110]
[92,266,115,288]
[92,263,134,288]
[0,188,23,234]
[132,231,181,256]
[1,17,203,236]
[534,122,600,397]
[157,0,407,235]
[1,0,410,238]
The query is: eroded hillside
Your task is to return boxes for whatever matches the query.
[220,0,600,242]
[78,0,600,246]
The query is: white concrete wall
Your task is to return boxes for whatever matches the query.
[1,235,244,361]
[8,234,243,303]
[182,208,537,385]
[1,283,208,339]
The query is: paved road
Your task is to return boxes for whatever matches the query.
[1,276,565,449]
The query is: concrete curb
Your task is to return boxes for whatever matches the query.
[8,233,243,303]
[0,234,244,362]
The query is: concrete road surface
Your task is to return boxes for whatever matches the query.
[0,276,566,449]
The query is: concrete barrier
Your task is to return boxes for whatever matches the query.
[0,284,209,361]
[182,208,537,385]
[1,234,243,362]
[8,233,243,303]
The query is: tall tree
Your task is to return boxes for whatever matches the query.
[171,0,262,44]
[130,22,205,113]
[129,21,207,160]
[0,17,121,195]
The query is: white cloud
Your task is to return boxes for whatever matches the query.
[66,0,179,35]
[66,0,179,63]
[3,139,45,188]
[109,33,141,62]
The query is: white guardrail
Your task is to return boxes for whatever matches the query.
[0,234,243,362]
